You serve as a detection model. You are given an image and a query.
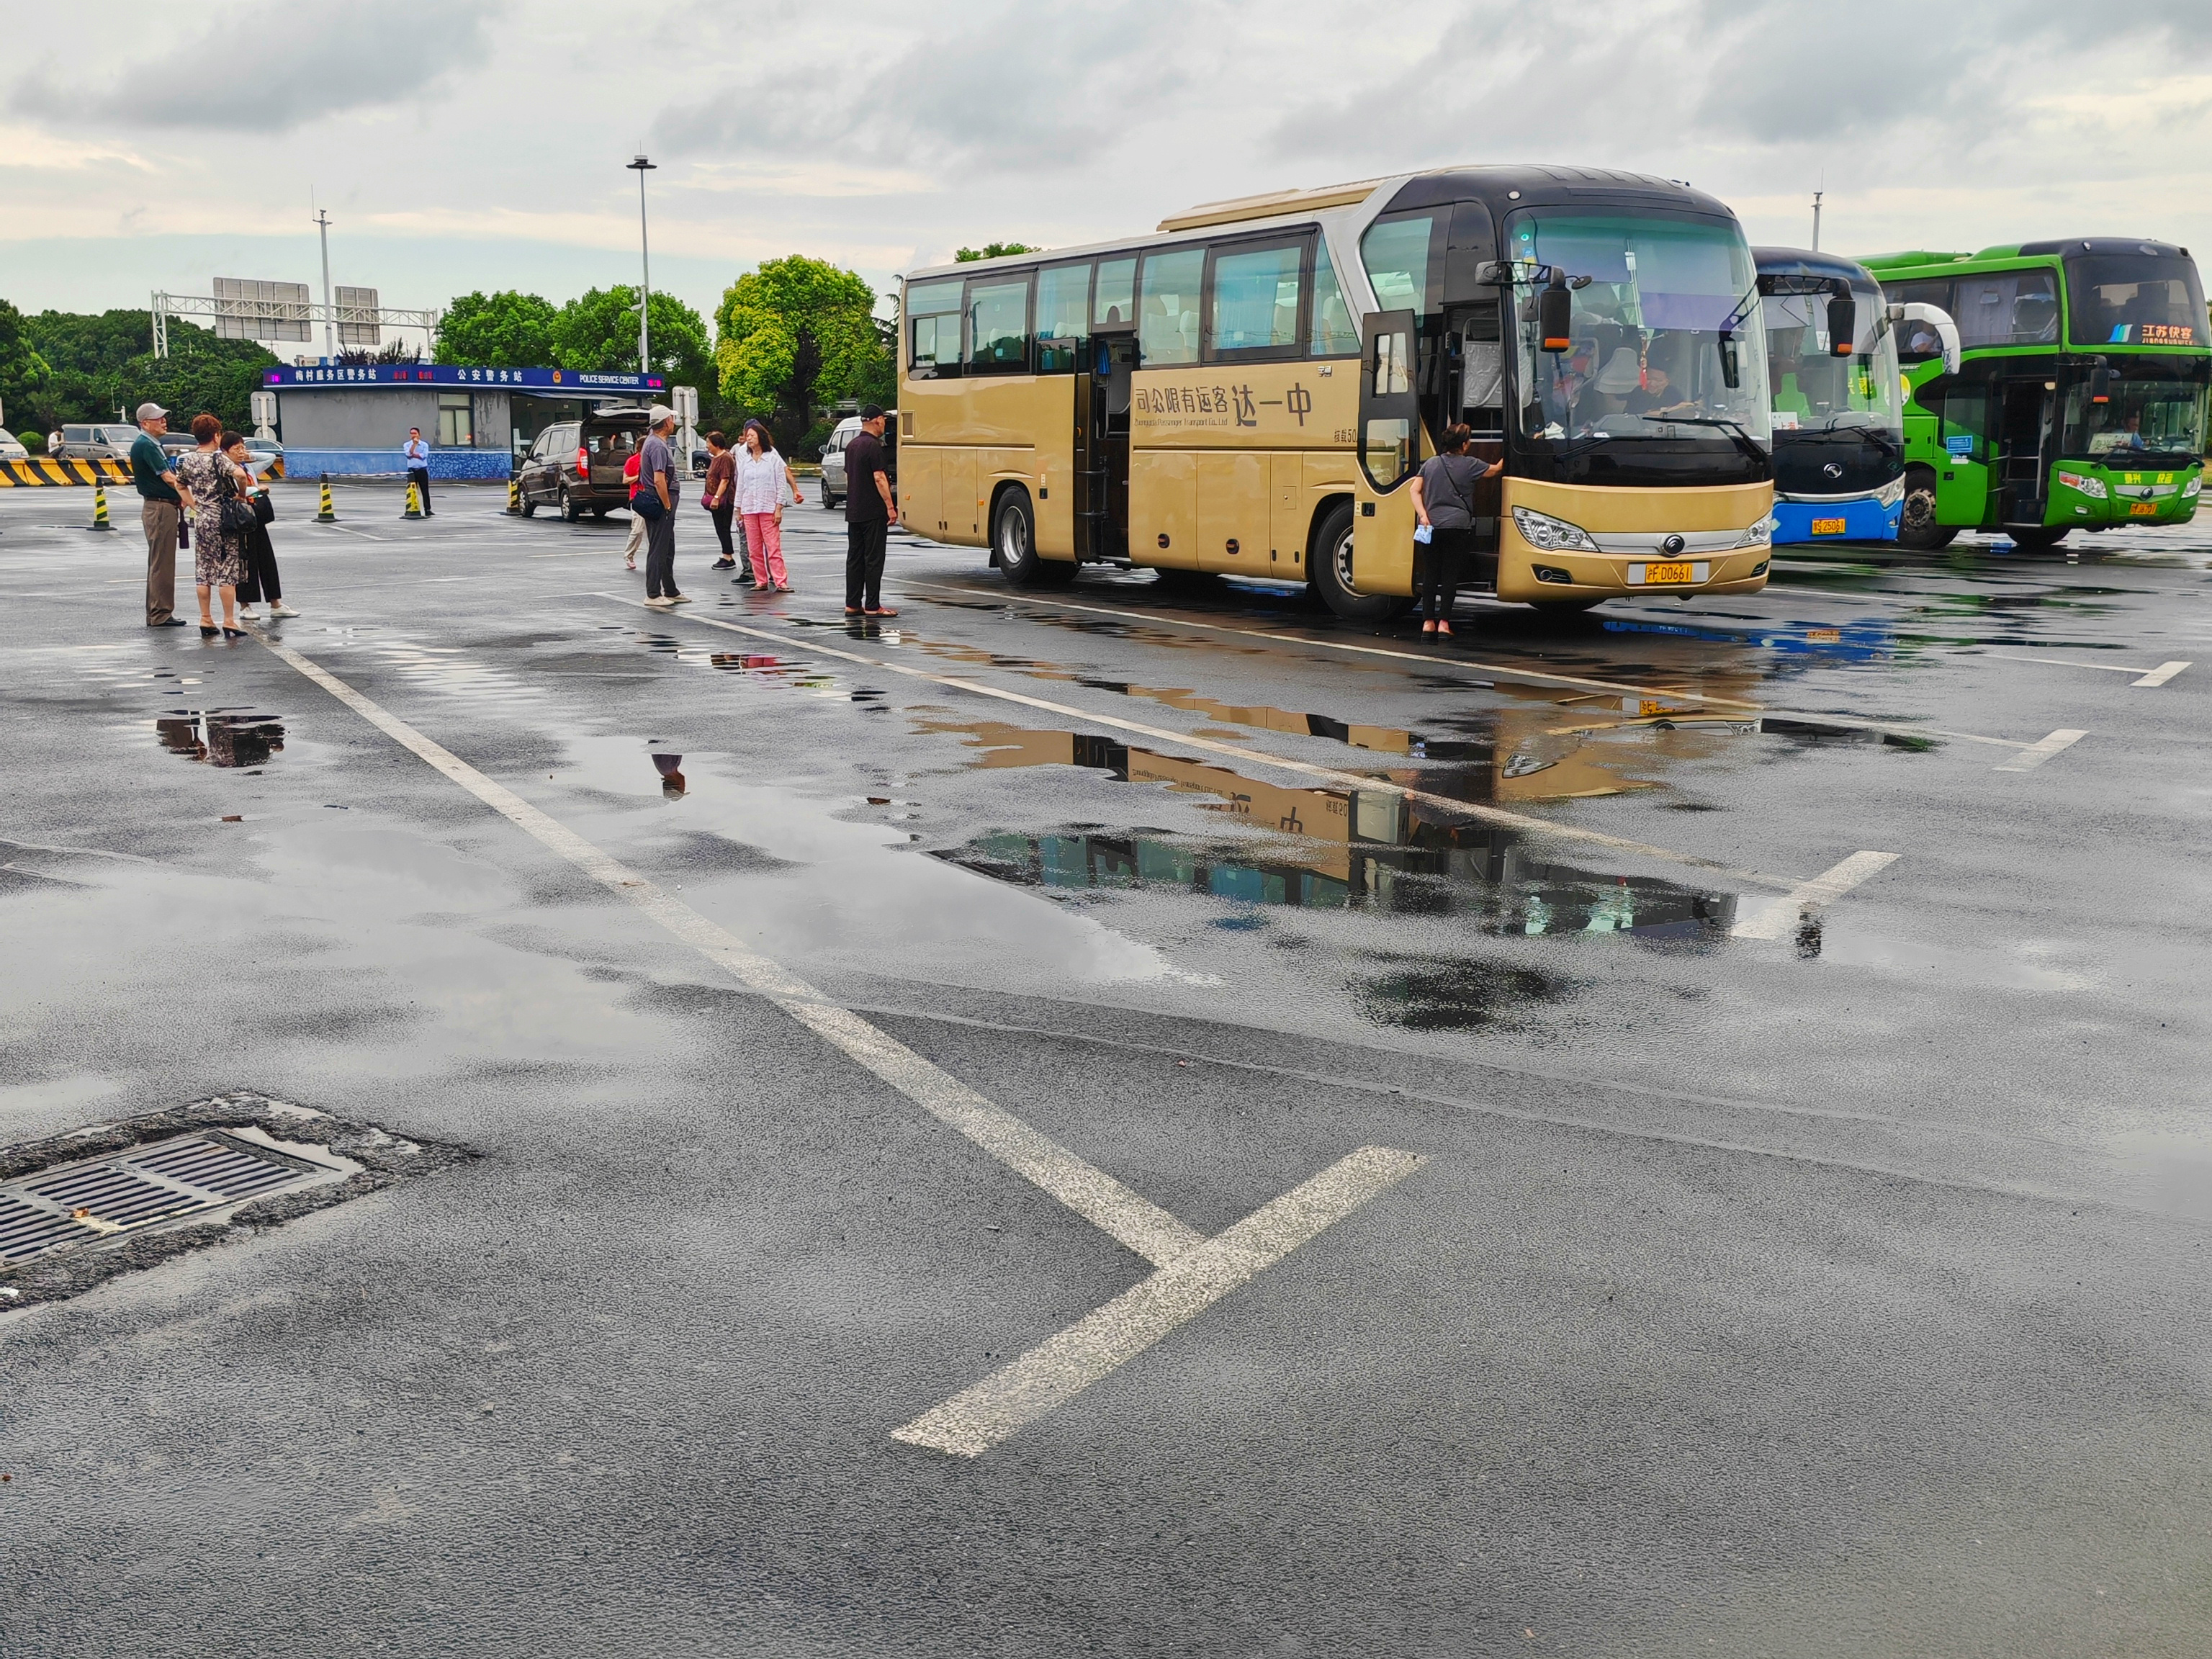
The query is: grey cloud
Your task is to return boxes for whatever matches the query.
[9,1,505,133]
[655,1,1190,174]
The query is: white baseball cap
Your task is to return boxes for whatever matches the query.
[136,401,168,422]
[649,403,676,426]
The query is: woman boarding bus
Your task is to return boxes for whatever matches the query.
[896,165,1777,617]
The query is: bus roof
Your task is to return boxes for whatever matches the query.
[906,163,1742,284]
[1754,246,1880,288]
[1861,238,2193,274]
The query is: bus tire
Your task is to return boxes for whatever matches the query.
[1897,468,1954,550]
[1310,500,1405,621]
[994,489,1073,588]
[2008,526,2069,551]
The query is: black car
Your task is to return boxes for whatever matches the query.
[516,407,649,520]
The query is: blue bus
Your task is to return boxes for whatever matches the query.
[1754,247,1914,545]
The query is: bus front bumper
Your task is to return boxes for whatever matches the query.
[1771,495,1902,545]
[2052,464,2203,528]
[1496,544,1772,603]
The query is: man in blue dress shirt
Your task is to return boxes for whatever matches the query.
[403,426,433,516]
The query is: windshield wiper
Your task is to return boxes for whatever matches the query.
[1642,414,1771,472]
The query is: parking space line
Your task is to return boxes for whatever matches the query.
[1730,850,1900,940]
[893,1146,1424,1457]
[1995,729,2088,772]
[599,594,1803,892]
[1984,651,2191,687]
[248,629,1203,1269]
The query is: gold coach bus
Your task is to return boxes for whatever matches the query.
[896,165,1778,619]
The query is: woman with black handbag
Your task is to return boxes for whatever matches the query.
[171,415,256,638]
[224,433,296,619]
[1408,422,1502,638]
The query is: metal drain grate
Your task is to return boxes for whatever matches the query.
[0,1131,338,1267]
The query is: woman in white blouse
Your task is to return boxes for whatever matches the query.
[734,419,802,592]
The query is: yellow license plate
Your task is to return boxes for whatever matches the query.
[1643,560,1695,585]
[2130,502,2159,517]
[1810,517,1847,535]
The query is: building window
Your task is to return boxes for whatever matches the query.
[436,392,474,447]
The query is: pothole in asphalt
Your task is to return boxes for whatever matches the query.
[0,1092,472,1309]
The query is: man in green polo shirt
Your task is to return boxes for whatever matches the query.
[130,401,195,627]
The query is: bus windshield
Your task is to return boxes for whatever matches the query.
[2066,253,2207,348]
[2064,367,2208,462]
[1504,210,1770,446]
[1760,282,1902,436]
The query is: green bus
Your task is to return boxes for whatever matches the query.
[1861,239,2208,549]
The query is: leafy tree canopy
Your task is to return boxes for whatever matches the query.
[1,304,272,433]
[551,285,711,388]
[434,290,559,368]
[714,256,893,455]
[956,243,1040,262]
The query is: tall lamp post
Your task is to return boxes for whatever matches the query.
[626,154,657,377]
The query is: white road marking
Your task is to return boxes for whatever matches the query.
[1729,850,1899,940]
[317,524,390,543]
[604,595,1802,893]
[1995,729,2088,773]
[250,630,1201,1269]
[1984,650,2190,687]
[893,1146,1424,1457]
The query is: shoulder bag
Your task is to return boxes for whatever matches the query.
[216,464,257,535]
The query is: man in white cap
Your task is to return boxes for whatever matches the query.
[637,404,686,606]
[129,401,194,627]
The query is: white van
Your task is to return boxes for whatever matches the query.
[53,423,143,462]
[816,415,865,509]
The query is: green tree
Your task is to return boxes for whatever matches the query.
[552,286,711,387]
[9,307,272,433]
[0,299,53,433]
[955,242,1039,262]
[714,256,891,456]
[434,290,558,367]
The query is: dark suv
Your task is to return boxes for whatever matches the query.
[516,407,649,520]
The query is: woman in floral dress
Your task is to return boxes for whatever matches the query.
[171,413,251,637]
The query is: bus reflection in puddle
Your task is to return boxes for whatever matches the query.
[929,724,1736,940]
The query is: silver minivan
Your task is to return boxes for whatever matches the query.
[816,415,864,510]
[53,423,143,462]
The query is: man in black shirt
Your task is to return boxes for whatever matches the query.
[842,405,899,616]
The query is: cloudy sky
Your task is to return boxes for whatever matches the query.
[1,0,2205,347]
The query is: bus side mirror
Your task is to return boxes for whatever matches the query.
[1538,276,1572,353]
[1717,335,1740,390]
[2089,361,2112,405]
[1826,292,1856,356]
[1474,261,1512,286]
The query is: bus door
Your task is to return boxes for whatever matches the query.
[1996,378,2055,527]
[1443,300,1506,584]
[1076,323,1135,560]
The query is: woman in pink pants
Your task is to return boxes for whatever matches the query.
[734,420,803,592]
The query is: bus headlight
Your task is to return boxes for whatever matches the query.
[1511,505,1600,553]
[2187,476,2203,499]
[1733,516,1777,547]
[1875,477,1906,508]
[2054,469,2108,499]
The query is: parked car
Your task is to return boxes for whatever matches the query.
[817,414,898,511]
[0,429,27,460]
[515,407,650,520]
[52,422,143,462]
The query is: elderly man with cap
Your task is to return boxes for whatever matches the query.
[637,403,688,607]
[130,401,194,627]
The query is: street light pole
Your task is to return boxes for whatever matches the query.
[626,155,657,377]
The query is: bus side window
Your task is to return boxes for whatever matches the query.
[964,275,1033,374]
[1094,258,1136,331]
[1309,248,1360,356]
[906,279,964,379]
[1138,248,1205,366]
[1885,279,1955,362]
[1035,263,1091,374]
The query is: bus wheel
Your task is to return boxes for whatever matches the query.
[1310,501,1405,621]
[994,490,1074,587]
[2008,526,2069,551]
[1896,469,1955,550]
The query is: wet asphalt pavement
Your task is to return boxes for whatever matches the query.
[4,480,2211,1656]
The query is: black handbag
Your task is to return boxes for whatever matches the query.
[215,467,256,534]
[253,491,275,526]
